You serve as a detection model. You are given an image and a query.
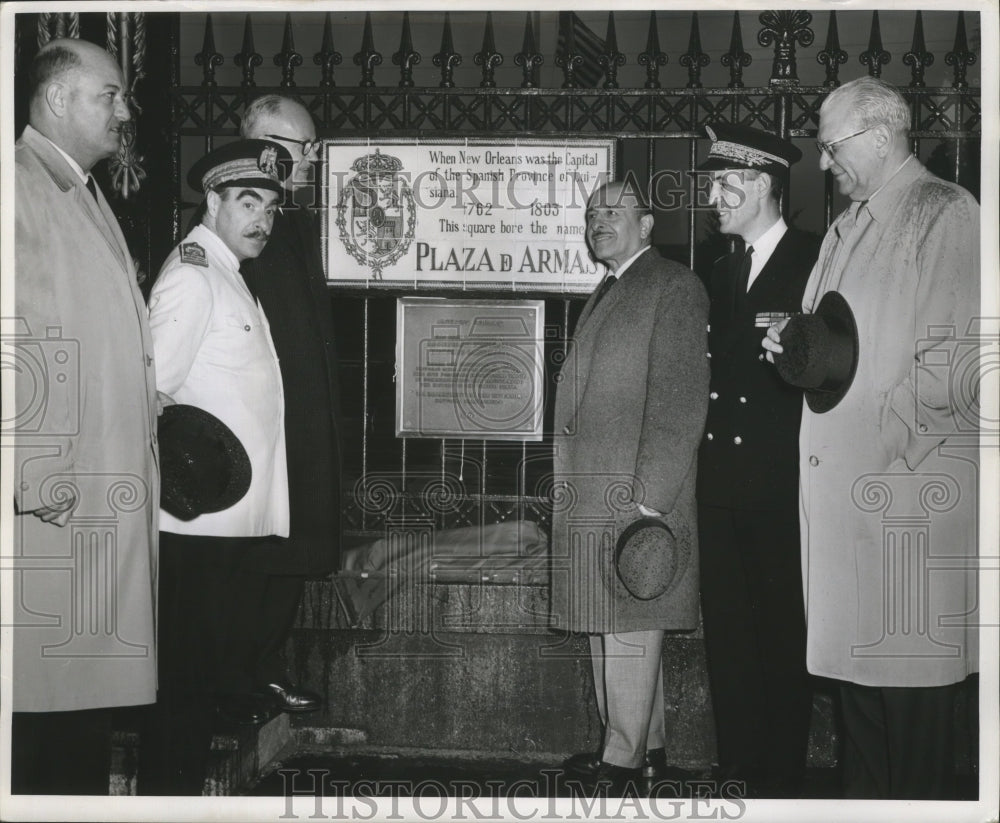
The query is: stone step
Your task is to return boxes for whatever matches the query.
[110,712,295,796]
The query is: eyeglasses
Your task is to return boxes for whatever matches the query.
[264,134,320,157]
[815,127,872,158]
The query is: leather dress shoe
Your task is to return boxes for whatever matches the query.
[262,681,321,713]
[564,748,682,779]
[643,747,693,782]
[216,693,276,726]
[563,751,604,776]
[569,760,643,796]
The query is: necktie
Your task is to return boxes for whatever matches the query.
[591,274,617,310]
[85,176,99,202]
[734,245,754,314]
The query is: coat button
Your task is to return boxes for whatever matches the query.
[758,353,765,361]
[918,423,928,433]
[809,455,819,466]
[706,352,712,359]
[706,324,711,332]
[244,324,251,332]
[710,391,719,400]
[733,436,742,445]
[739,396,747,403]
[20,481,29,490]
[706,432,714,440]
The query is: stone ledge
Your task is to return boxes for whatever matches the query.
[300,578,706,638]
[110,712,294,796]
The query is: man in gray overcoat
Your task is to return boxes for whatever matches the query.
[9,39,159,794]
[764,77,980,799]
[550,180,710,791]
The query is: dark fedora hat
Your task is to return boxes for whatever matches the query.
[159,404,252,520]
[614,516,680,601]
[774,290,859,413]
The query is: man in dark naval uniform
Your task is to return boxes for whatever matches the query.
[696,124,820,798]
[238,94,342,713]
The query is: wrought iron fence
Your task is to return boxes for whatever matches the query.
[167,9,980,545]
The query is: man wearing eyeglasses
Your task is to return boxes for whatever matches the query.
[763,77,980,799]
[237,95,342,718]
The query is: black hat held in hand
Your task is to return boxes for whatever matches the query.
[774,290,859,413]
[159,404,252,520]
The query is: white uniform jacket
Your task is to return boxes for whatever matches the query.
[149,223,289,538]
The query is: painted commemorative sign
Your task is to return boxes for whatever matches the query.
[322,138,615,292]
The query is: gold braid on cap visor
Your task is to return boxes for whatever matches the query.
[201,158,280,191]
[708,140,789,168]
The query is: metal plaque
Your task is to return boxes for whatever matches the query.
[396,298,545,440]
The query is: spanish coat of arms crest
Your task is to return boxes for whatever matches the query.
[336,150,416,279]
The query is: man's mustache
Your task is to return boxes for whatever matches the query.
[244,230,270,241]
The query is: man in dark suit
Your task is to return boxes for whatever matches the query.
[238,95,342,715]
[552,180,710,793]
[696,124,820,797]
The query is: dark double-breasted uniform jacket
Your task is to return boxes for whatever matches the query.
[697,227,821,511]
[695,225,821,788]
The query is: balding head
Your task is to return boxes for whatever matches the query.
[28,38,130,172]
[240,95,317,188]
[816,77,912,201]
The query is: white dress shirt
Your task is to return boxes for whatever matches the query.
[149,224,289,537]
[611,244,653,279]
[744,216,788,291]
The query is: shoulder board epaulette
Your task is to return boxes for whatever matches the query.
[180,242,208,267]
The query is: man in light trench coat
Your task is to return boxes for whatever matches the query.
[9,38,159,794]
[550,179,710,791]
[764,76,980,800]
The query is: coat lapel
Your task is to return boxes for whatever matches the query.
[86,183,132,272]
[22,127,130,272]
[575,247,654,337]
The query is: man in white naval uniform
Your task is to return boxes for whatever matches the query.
[139,140,293,794]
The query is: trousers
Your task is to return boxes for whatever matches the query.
[840,681,960,799]
[589,630,666,768]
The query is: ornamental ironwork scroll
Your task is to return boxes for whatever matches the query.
[106,12,147,200]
